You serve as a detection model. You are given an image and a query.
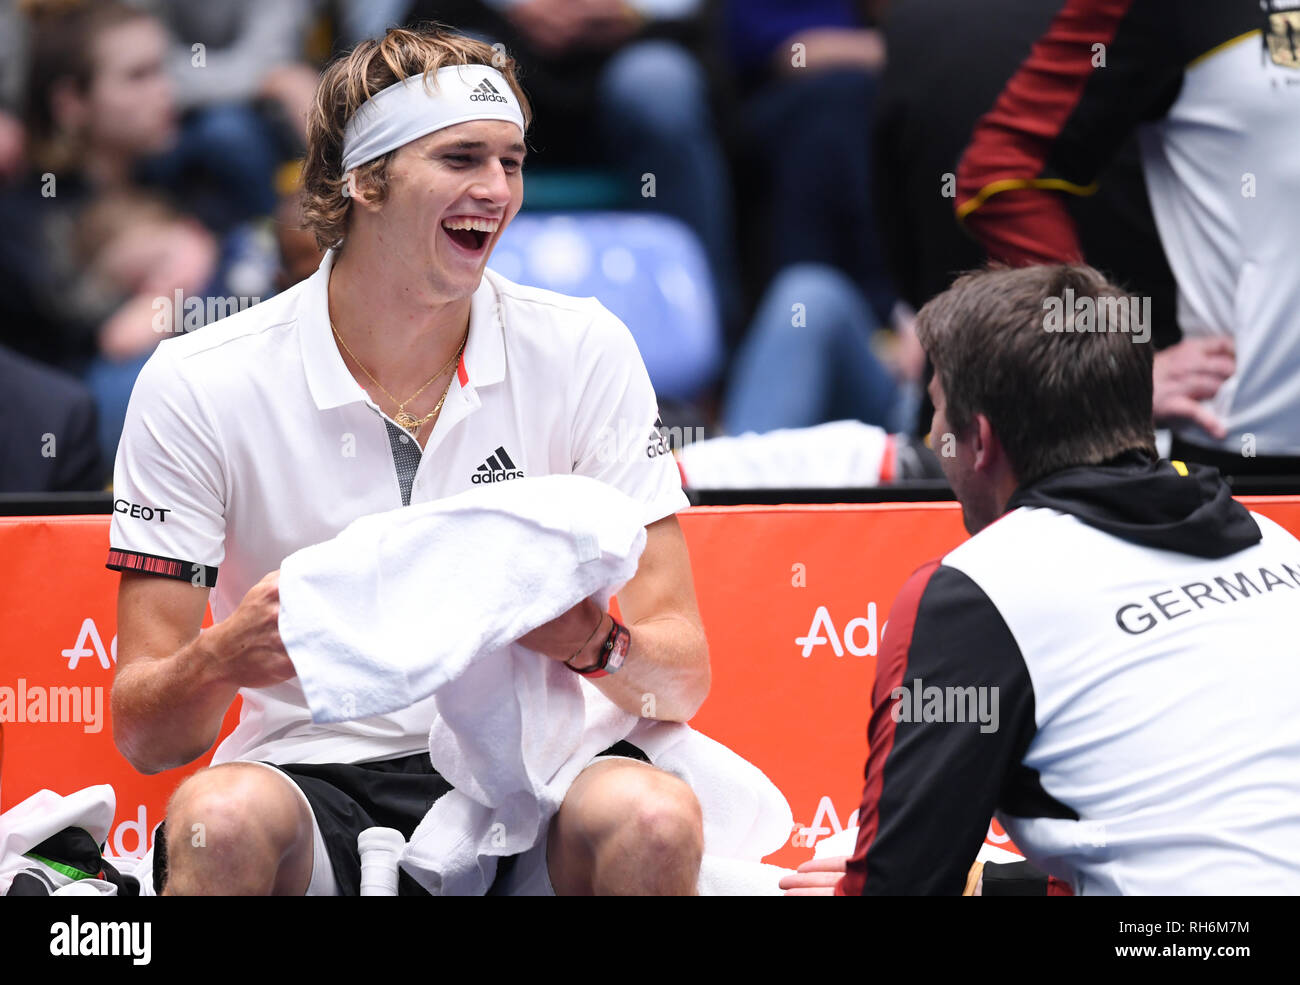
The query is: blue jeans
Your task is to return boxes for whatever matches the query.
[597,40,741,332]
[724,264,905,436]
[740,68,896,323]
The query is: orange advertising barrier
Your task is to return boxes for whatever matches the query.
[0,516,238,859]
[3,497,1299,872]
[679,503,968,867]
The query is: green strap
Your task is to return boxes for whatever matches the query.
[23,851,98,882]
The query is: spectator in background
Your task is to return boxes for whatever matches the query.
[334,0,417,48]
[874,0,1178,439]
[0,1,279,478]
[404,0,741,331]
[725,0,894,321]
[0,0,28,181]
[272,176,326,292]
[0,344,103,493]
[0,2,176,370]
[72,189,275,464]
[721,263,915,436]
[954,0,1299,474]
[720,1,916,437]
[133,0,319,230]
[874,0,1176,340]
[0,107,22,183]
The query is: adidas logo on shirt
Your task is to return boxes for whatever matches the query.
[472,446,524,483]
[647,416,670,458]
[469,78,508,104]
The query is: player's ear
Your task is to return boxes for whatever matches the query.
[349,171,382,212]
[972,413,1002,473]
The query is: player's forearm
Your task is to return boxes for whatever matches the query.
[590,614,710,721]
[112,628,240,774]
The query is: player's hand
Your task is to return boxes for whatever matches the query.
[1153,337,1235,440]
[518,597,607,665]
[892,303,926,383]
[780,855,848,896]
[208,570,296,689]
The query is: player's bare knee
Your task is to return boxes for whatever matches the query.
[167,763,308,860]
[609,769,704,860]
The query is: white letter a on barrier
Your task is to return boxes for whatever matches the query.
[795,605,843,657]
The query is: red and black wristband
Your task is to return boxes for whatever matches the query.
[566,616,630,678]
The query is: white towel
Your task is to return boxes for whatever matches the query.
[279,474,793,894]
[407,702,794,895]
[279,475,646,724]
[697,857,793,896]
[813,825,859,860]
[678,420,889,488]
[0,785,118,895]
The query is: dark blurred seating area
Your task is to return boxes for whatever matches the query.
[2,0,1294,501]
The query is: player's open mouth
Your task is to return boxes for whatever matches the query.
[441,216,499,254]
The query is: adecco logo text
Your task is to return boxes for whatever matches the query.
[795,604,880,658]
[62,617,117,670]
[790,796,860,849]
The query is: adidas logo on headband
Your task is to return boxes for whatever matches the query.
[339,67,525,177]
[470,78,508,104]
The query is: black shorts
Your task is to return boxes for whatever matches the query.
[153,741,649,895]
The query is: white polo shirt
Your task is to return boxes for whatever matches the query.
[107,249,689,766]
[1137,31,1300,456]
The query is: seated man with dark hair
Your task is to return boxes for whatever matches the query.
[784,264,1300,895]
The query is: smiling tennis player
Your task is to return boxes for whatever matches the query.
[107,25,709,896]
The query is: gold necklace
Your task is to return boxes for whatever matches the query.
[397,337,465,436]
[331,319,466,435]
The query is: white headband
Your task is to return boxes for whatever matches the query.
[340,65,526,195]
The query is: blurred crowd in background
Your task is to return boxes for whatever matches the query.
[0,0,1289,494]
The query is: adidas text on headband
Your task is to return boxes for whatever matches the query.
[340,65,527,197]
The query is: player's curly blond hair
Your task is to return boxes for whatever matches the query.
[301,24,532,251]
